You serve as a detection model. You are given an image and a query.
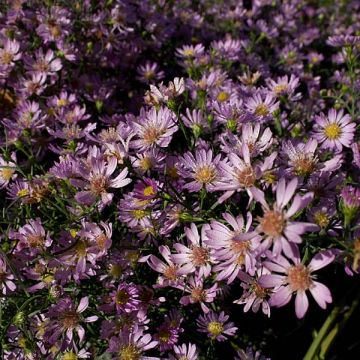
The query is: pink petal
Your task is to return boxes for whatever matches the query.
[310,281,332,309]
[270,285,292,307]
[308,250,336,271]
[295,291,309,318]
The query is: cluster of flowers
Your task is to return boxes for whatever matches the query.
[1,0,360,359]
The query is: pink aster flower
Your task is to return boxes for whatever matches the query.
[0,153,17,188]
[44,296,98,345]
[235,347,270,360]
[179,149,224,192]
[206,213,262,283]
[244,92,279,122]
[253,177,316,258]
[172,223,213,278]
[266,74,301,101]
[176,275,218,313]
[142,245,188,287]
[136,61,164,84]
[0,38,21,69]
[11,218,52,256]
[108,326,158,360]
[108,283,141,314]
[168,343,198,360]
[313,108,355,152]
[0,256,16,294]
[131,107,178,150]
[75,156,131,208]
[259,250,335,318]
[196,311,237,342]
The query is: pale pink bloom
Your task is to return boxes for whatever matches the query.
[259,250,335,318]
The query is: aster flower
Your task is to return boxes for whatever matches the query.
[0,256,16,294]
[181,108,209,136]
[176,44,205,59]
[108,283,141,314]
[176,275,218,313]
[244,92,279,122]
[24,49,62,77]
[172,223,213,278]
[0,153,17,188]
[179,149,224,192]
[11,218,52,256]
[75,156,131,208]
[253,177,316,258]
[313,109,355,151]
[196,311,237,342]
[259,249,335,318]
[168,343,198,360]
[327,35,360,47]
[0,38,21,69]
[266,74,301,101]
[137,61,164,84]
[154,310,183,351]
[44,296,98,345]
[206,213,262,283]
[235,347,270,360]
[131,107,178,150]
[142,245,188,287]
[234,270,271,317]
[108,326,158,360]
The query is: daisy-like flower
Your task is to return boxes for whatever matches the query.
[24,48,62,76]
[181,108,209,136]
[259,249,335,318]
[234,270,271,317]
[142,245,187,287]
[196,311,237,342]
[11,218,52,256]
[253,177,316,258]
[176,275,218,313]
[75,156,131,208]
[0,256,16,294]
[108,326,158,360]
[235,347,270,360]
[44,296,98,345]
[0,38,21,69]
[131,107,178,150]
[168,343,199,360]
[172,223,213,278]
[136,61,164,84]
[313,108,355,152]
[179,149,224,192]
[176,44,205,59]
[206,213,262,283]
[109,283,141,314]
[244,92,279,122]
[266,74,301,101]
[154,310,183,351]
[0,153,17,188]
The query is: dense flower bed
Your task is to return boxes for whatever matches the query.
[1,0,360,359]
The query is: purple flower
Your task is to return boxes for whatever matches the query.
[266,74,301,101]
[75,156,131,208]
[0,38,21,69]
[137,61,164,84]
[108,326,158,359]
[196,311,237,341]
[131,107,178,150]
[168,343,198,360]
[110,283,141,314]
[0,153,17,188]
[179,149,224,192]
[0,256,16,294]
[44,296,98,345]
[313,109,355,151]
[235,347,270,360]
[259,250,335,318]
[245,92,279,122]
[172,223,213,278]
[253,177,316,258]
[206,213,262,283]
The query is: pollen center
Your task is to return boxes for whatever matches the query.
[260,210,285,237]
[324,123,341,140]
[254,104,269,117]
[0,168,14,181]
[190,246,209,266]
[287,264,312,292]
[119,345,140,360]
[116,290,130,305]
[195,165,217,184]
[207,321,224,336]
[237,166,256,187]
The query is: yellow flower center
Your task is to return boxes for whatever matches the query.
[313,211,330,228]
[217,91,230,102]
[62,351,78,360]
[324,123,341,140]
[57,98,69,107]
[115,289,130,305]
[254,104,269,116]
[143,185,155,197]
[0,168,15,181]
[119,345,140,360]
[207,321,224,336]
[109,264,123,278]
[273,84,288,94]
[195,165,217,184]
[183,48,195,57]
[1,52,13,65]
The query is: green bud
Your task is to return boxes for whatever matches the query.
[13,311,26,326]
[226,119,237,132]
[167,99,177,112]
[192,124,202,138]
[95,100,103,112]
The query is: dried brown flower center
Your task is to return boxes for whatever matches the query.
[142,126,165,145]
[61,310,79,330]
[292,154,317,176]
[27,234,44,248]
[163,265,178,281]
[191,286,206,302]
[90,175,108,195]
[237,166,256,187]
[116,290,130,305]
